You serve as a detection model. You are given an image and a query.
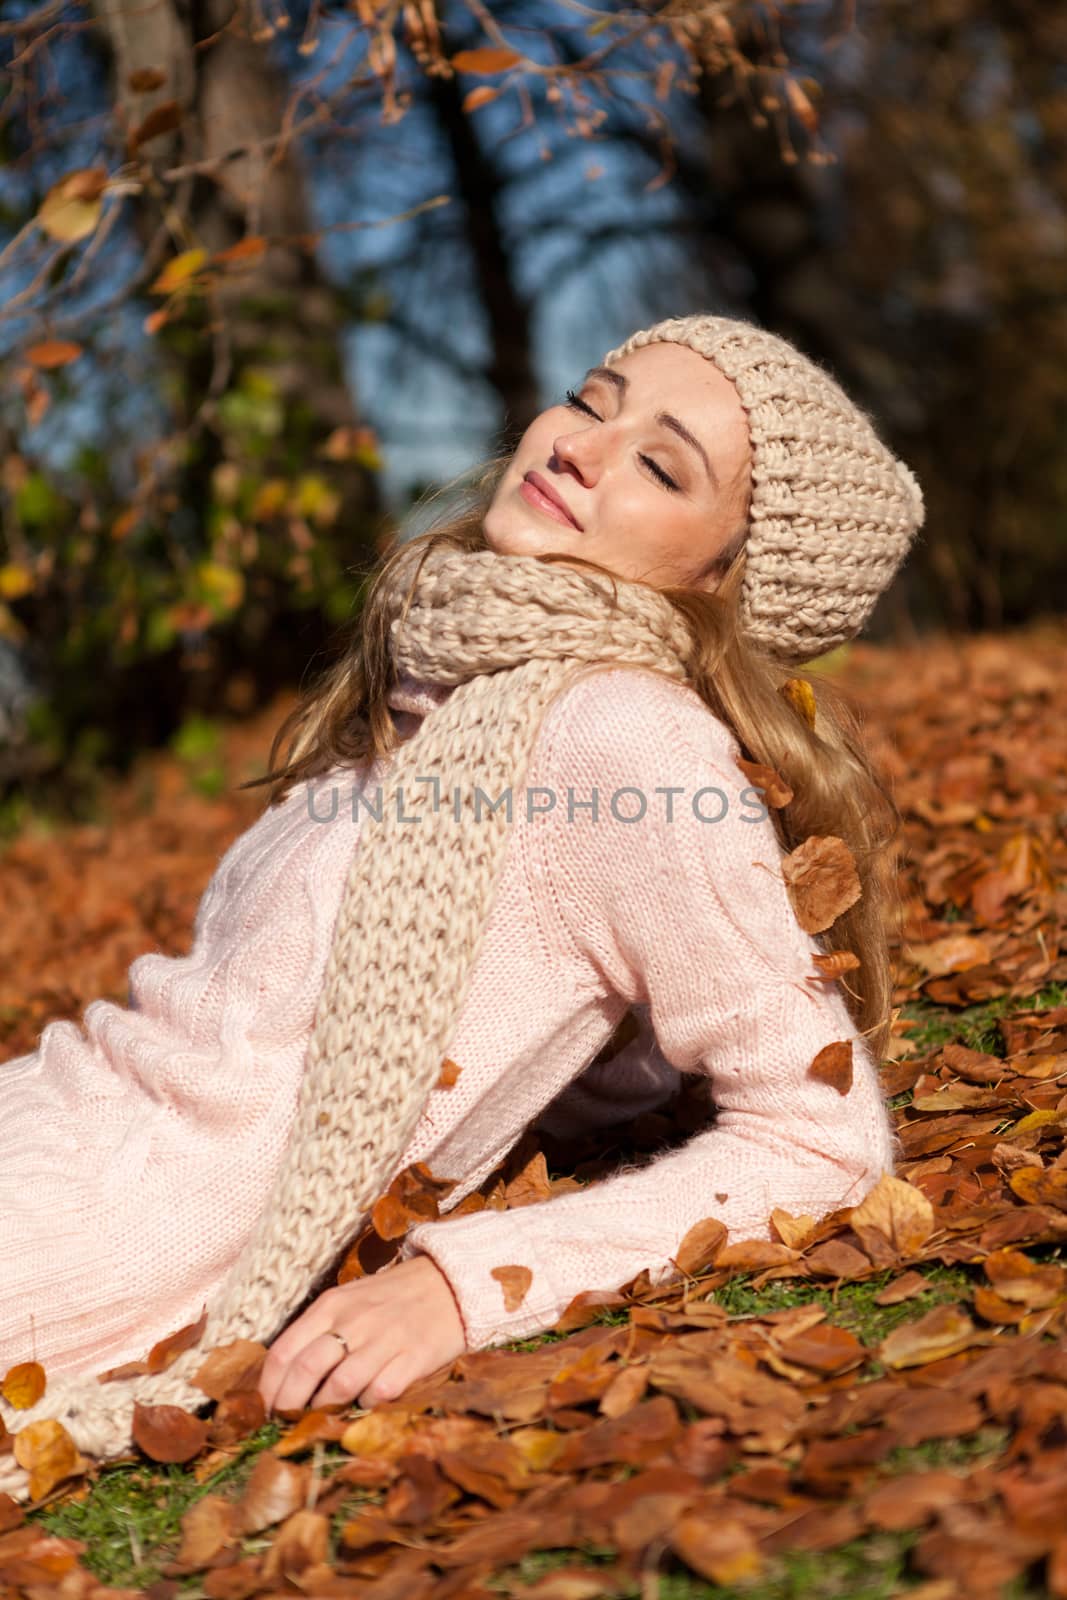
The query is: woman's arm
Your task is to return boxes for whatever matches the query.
[393,667,899,1350]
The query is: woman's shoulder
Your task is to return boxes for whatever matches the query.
[534,664,741,774]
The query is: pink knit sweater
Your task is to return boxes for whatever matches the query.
[0,668,897,1374]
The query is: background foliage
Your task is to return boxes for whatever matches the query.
[1,0,1064,825]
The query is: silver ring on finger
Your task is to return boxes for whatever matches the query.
[326,1330,350,1363]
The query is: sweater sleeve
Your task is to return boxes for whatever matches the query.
[396,667,900,1351]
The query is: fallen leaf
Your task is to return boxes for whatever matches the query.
[131,1402,209,1464]
[849,1173,935,1259]
[234,1452,309,1535]
[878,1303,988,1368]
[12,1420,87,1500]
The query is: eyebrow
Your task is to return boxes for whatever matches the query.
[583,365,720,491]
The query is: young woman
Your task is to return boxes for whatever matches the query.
[0,314,923,1485]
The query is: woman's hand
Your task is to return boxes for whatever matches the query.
[258,1255,467,1416]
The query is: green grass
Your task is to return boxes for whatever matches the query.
[31,1421,283,1588]
[897,982,1067,1060]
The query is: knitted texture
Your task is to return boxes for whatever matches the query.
[0,544,699,1494]
[602,314,925,663]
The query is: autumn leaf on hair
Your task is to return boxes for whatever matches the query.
[810,949,861,982]
[490,1264,533,1311]
[782,834,861,933]
[779,676,816,729]
[807,1040,854,1096]
[735,757,793,808]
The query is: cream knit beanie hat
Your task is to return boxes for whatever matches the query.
[602,313,925,665]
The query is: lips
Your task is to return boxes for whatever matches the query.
[521,471,582,531]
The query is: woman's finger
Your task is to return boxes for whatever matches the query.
[268,1331,362,1416]
[311,1335,398,1410]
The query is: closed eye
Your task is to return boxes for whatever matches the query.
[562,389,681,493]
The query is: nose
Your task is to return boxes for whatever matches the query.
[551,421,602,484]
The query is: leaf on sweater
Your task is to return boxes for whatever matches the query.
[12,1420,86,1500]
[132,1401,209,1465]
[437,1057,462,1087]
[191,1338,267,1401]
[807,1039,854,1096]
[491,1264,533,1312]
[147,1306,209,1373]
[782,835,862,934]
[672,1217,728,1277]
[0,1363,45,1410]
[735,757,794,809]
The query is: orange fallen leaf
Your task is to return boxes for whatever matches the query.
[849,1173,934,1259]
[234,1451,310,1535]
[12,1420,87,1500]
[171,1492,234,1568]
[878,1303,988,1369]
[132,1402,209,1464]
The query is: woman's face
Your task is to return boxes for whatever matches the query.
[483,341,752,591]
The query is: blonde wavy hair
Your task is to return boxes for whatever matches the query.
[241,453,904,1066]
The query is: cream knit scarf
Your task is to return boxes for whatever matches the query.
[0,543,695,1495]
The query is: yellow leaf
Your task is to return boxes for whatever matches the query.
[13,1419,87,1500]
[37,169,107,243]
[0,564,34,600]
[196,562,245,612]
[150,249,208,296]
[780,676,816,728]
[1,1360,46,1408]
